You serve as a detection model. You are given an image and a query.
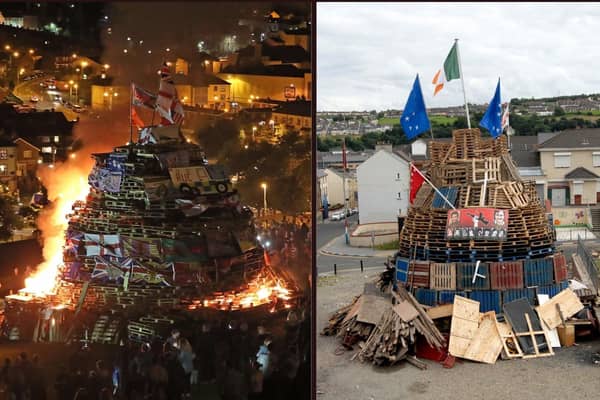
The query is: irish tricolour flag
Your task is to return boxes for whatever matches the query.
[432,42,460,96]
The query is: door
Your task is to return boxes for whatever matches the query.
[551,188,566,206]
[574,194,582,205]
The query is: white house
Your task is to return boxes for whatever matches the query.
[356,149,410,224]
[323,168,357,208]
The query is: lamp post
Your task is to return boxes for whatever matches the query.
[261,182,267,216]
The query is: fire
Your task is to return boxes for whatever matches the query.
[23,162,90,296]
[188,268,294,311]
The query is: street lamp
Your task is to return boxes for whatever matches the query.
[252,126,257,141]
[17,68,25,84]
[261,183,268,215]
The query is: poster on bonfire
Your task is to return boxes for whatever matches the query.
[445,208,509,241]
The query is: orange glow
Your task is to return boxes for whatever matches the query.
[187,268,294,311]
[23,163,89,296]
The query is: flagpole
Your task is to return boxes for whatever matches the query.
[129,81,133,145]
[413,164,456,209]
[454,38,471,129]
[342,137,349,244]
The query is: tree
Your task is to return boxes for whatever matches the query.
[554,106,565,116]
[0,195,23,241]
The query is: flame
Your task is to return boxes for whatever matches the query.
[22,162,90,296]
[188,268,295,312]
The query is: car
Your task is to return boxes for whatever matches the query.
[29,96,39,102]
[39,82,47,88]
[329,210,345,221]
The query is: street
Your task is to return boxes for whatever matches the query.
[316,215,389,274]
[13,76,79,122]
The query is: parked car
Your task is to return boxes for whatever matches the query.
[329,210,345,221]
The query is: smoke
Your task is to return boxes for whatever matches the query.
[26,104,131,294]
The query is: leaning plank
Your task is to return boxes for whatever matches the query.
[449,296,480,358]
[535,289,584,330]
[463,311,503,364]
[536,294,561,348]
[356,294,391,325]
[427,303,453,320]
[393,300,419,322]
[495,320,523,359]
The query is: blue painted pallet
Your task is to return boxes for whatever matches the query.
[469,290,502,314]
[415,288,437,306]
[524,258,554,287]
[503,288,536,306]
[438,290,467,304]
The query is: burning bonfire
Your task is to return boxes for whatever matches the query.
[4,64,297,343]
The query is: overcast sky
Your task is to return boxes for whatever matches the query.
[317,2,600,111]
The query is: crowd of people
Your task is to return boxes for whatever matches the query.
[257,216,311,271]
[0,312,310,400]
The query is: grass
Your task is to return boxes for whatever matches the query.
[375,241,399,250]
[378,115,457,127]
[378,117,399,126]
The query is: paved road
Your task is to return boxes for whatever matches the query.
[14,76,79,121]
[316,215,388,274]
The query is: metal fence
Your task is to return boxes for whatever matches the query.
[317,259,389,275]
[577,235,599,293]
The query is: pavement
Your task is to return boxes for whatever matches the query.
[319,233,396,258]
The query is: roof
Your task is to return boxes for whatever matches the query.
[317,169,327,179]
[273,100,310,117]
[14,137,40,151]
[357,149,409,173]
[565,167,600,180]
[0,104,74,138]
[317,150,374,165]
[173,73,230,87]
[510,135,540,167]
[221,64,308,78]
[538,132,559,145]
[262,44,309,63]
[538,128,600,149]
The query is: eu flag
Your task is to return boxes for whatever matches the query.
[401,75,431,140]
[480,79,503,139]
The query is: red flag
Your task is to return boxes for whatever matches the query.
[409,163,425,204]
[342,139,347,170]
[131,83,156,109]
[131,107,145,129]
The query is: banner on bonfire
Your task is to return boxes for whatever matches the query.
[84,233,123,257]
[161,238,208,262]
[156,150,190,169]
[445,208,509,241]
[144,179,171,201]
[89,167,122,193]
[91,256,174,286]
[168,166,210,187]
[107,153,128,173]
[121,236,162,259]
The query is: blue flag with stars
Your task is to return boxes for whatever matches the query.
[480,79,503,139]
[401,75,431,140]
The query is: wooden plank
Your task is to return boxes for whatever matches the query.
[495,320,523,359]
[393,300,419,322]
[463,311,503,364]
[426,303,453,320]
[535,289,584,330]
[449,296,480,358]
[356,295,390,325]
[536,294,561,348]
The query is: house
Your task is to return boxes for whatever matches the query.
[14,137,40,195]
[317,168,328,211]
[271,100,310,134]
[218,64,311,103]
[317,149,374,170]
[0,104,75,163]
[0,138,17,192]
[537,128,600,206]
[173,73,231,110]
[90,84,128,110]
[356,148,410,224]
[509,135,545,202]
[323,168,357,209]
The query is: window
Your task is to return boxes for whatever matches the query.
[220,87,225,92]
[397,192,402,200]
[54,136,60,143]
[220,94,225,100]
[213,86,218,92]
[594,152,600,167]
[0,150,6,160]
[23,150,32,159]
[396,173,402,181]
[41,146,53,154]
[0,165,7,174]
[554,152,571,168]
[41,136,50,143]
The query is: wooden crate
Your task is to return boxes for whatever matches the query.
[489,261,524,290]
[407,260,430,288]
[430,263,456,290]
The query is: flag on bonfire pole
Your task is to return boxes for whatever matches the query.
[131,83,157,109]
[131,107,145,130]
[479,78,503,139]
[432,42,460,96]
[401,75,431,140]
[409,163,426,204]
[155,63,184,125]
